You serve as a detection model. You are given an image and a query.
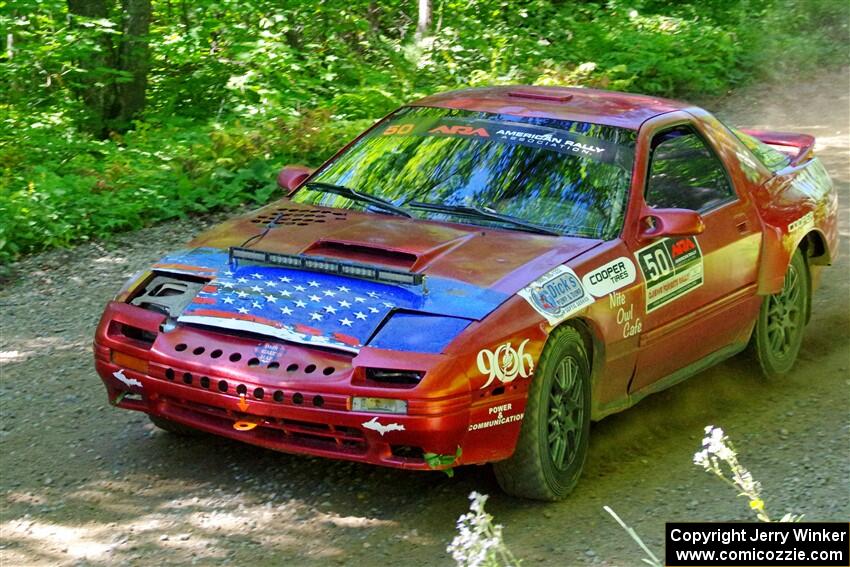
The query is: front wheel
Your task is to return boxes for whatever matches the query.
[750,248,810,379]
[149,415,202,436]
[493,325,591,501]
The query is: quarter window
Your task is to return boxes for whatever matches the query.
[646,127,735,212]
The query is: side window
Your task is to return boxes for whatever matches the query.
[646,126,735,212]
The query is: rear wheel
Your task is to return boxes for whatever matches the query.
[149,415,202,436]
[750,249,810,378]
[494,325,591,501]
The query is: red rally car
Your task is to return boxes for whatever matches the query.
[94,86,839,500]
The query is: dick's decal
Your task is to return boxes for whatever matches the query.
[477,340,534,389]
[518,265,593,325]
[636,236,704,313]
[581,257,637,297]
[468,403,524,431]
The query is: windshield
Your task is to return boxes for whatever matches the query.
[293,106,637,239]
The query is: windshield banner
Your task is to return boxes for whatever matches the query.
[381,117,631,165]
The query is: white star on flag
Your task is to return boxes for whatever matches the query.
[294,285,306,292]
[265,295,277,303]
[294,300,307,308]
[324,305,337,314]
[354,297,366,303]
[279,276,292,283]
[280,289,291,297]
[354,312,367,320]
[308,281,320,287]
[237,277,249,284]
[339,318,353,327]
[323,290,336,297]
[338,286,350,292]
[223,297,235,304]
[310,312,323,321]
[251,285,263,293]
[338,300,352,308]
[309,294,321,302]
[280,307,293,315]
[238,307,249,314]
[251,273,264,279]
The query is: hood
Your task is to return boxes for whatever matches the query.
[151,203,601,352]
[188,202,601,292]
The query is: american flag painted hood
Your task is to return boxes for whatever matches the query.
[152,248,508,353]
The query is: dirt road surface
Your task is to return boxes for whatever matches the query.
[2,68,848,566]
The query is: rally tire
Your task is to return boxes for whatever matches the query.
[149,415,203,436]
[493,325,591,501]
[750,248,810,379]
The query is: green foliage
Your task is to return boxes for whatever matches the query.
[1,0,847,264]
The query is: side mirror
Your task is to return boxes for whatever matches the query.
[640,208,705,240]
[277,165,313,196]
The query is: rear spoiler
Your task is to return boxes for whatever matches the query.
[741,128,815,166]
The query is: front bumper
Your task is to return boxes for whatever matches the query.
[94,302,475,470]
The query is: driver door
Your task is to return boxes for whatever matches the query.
[627,119,762,392]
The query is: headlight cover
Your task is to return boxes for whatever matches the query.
[367,312,471,354]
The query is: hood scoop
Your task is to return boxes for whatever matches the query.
[302,240,418,270]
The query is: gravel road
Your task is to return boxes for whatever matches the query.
[2,67,848,567]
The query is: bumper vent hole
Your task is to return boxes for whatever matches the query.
[210,349,223,359]
[229,353,242,362]
[236,384,247,396]
[182,372,193,385]
[304,364,316,374]
[193,346,205,355]
[322,367,335,376]
[268,361,280,369]
[253,388,264,400]
[248,357,260,367]
[218,380,228,392]
[200,376,210,389]
[273,390,284,402]
[165,368,175,380]
[286,364,298,373]
[292,393,303,405]
[312,395,324,407]
[175,343,187,352]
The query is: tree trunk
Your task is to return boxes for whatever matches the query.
[67,0,114,137]
[416,0,431,39]
[66,0,151,137]
[113,0,151,130]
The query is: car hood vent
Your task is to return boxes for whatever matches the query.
[251,207,348,227]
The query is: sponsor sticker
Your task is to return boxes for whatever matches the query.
[581,257,637,297]
[477,339,534,389]
[636,236,704,313]
[519,265,594,325]
[788,211,814,233]
[468,402,525,431]
[380,118,631,164]
[609,290,642,338]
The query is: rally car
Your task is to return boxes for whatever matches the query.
[94,86,839,500]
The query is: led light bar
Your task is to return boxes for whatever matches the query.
[229,246,424,286]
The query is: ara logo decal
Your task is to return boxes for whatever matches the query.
[428,125,490,137]
[671,238,697,258]
[477,339,534,389]
[581,257,637,297]
[113,369,142,389]
[518,265,593,325]
[361,417,405,436]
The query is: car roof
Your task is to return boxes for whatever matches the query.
[411,85,691,130]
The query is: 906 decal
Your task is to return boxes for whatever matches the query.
[477,339,534,389]
[637,236,703,313]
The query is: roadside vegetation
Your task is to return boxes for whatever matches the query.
[1,0,848,265]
